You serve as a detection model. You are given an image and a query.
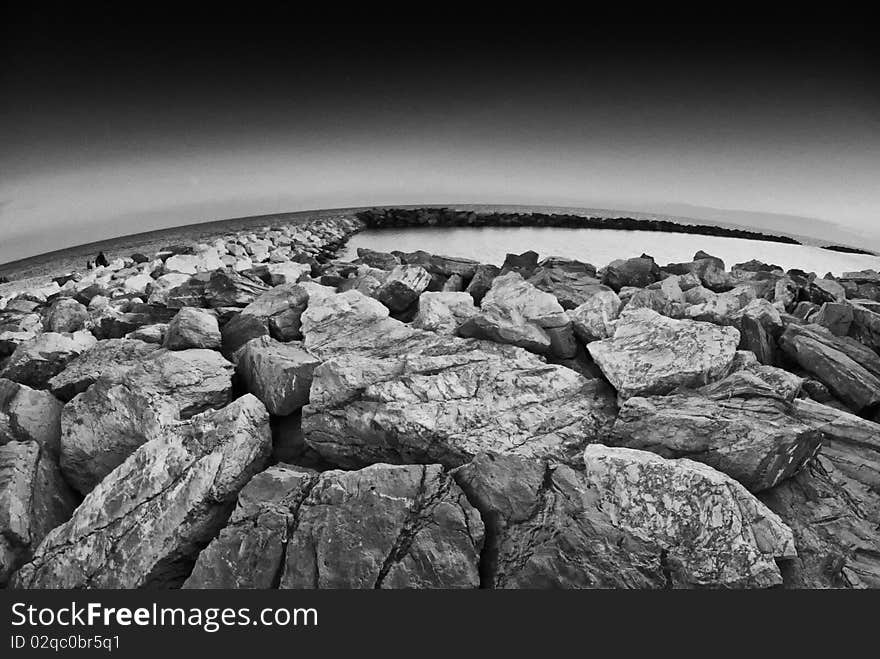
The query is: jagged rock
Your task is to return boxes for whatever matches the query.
[125,323,166,344]
[0,331,97,389]
[527,258,601,309]
[453,448,795,589]
[849,300,880,352]
[236,336,320,416]
[43,298,88,333]
[441,273,465,292]
[163,250,224,275]
[685,285,757,324]
[300,291,616,469]
[809,278,846,304]
[412,292,478,335]
[587,308,740,399]
[185,463,483,589]
[47,338,160,402]
[88,303,177,339]
[602,256,660,292]
[15,395,272,589]
[811,302,853,337]
[375,265,431,312]
[146,273,191,305]
[0,441,78,586]
[734,259,782,273]
[500,251,539,278]
[607,371,821,492]
[262,261,311,286]
[568,286,621,342]
[458,272,576,358]
[0,379,63,451]
[355,248,400,270]
[59,349,234,493]
[121,273,154,296]
[779,323,880,414]
[623,288,683,318]
[792,301,819,320]
[395,250,480,279]
[164,308,221,350]
[465,264,500,303]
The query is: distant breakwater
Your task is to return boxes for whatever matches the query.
[356,207,803,245]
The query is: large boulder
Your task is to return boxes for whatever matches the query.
[59,349,234,493]
[568,286,621,342]
[848,300,880,352]
[0,379,63,451]
[779,323,880,414]
[0,331,97,389]
[412,292,478,335]
[602,256,660,292]
[0,441,78,586]
[607,370,822,492]
[43,298,88,333]
[453,448,795,589]
[236,336,320,416]
[587,308,740,399]
[185,463,483,589]
[300,291,616,469]
[164,307,221,350]
[14,395,272,589]
[374,265,431,312]
[163,250,223,275]
[458,272,576,358]
[47,338,160,402]
[527,258,601,309]
[465,264,500,303]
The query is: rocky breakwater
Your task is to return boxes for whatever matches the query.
[4,217,880,589]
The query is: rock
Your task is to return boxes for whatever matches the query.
[165,271,269,309]
[607,371,821,492]
[440,273,465,292]
[779,323,880,414]
[602,256,660,292]
[15,395,272,589]
[125,323,167,344]
[164,308,221,350]
[0,379,63,451]
[47,338,160,402]
[185,463,483,589]
[43,298,88,333]
[121,273,154,296]
[527,258,601,309]
[412,292,478,335]
[88,303,177,339]
[0,441,77,586]
[733,259,782,273]
[685,285,757,325]
[848,300,880,352]
[452,448,795,588]
[300,291,616,469]
[0,331,97,389]
[465,264,500,304]
[263,262,311,286]
[812,302,853,337]
[355,248,400,270]
[236,336,320,416]
[146,273,191,305]
[59,349,234,493]
[375,265,431,312]
[792,301,819,320]
[810,278,846,304]
[163,250,223,275]
[394,250,480,280]
[623,288,682,318]
[458,272,576,358]
[587,309,740,399]
[568,286,621,342]
[500,251,539,278]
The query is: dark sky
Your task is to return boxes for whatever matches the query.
[1,21,878,262]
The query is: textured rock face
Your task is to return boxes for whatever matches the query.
[602,257,660,291]
[685,285,757,324]
[779,323,880,413]
[164,307,222,350]
[811,302,853,336]
[0,441,78,586]
[527,258,601,309]
[186,463,483,589]
[453,449,795,589]
[59,349,234,493]
[15,395,272,589]
[47,338,160,402]
[0,379,63,451]
[300,291,616,469]
[567,286,622,342]
[587,309,740,399]
[412,292,478,335]
[459,272,577,358]
[465,264,500,303]
[849,300,880,352]
[43,298,88,333]
[375,265,431,312]
[608,372,822,492]
[0,331,97,389]
[236,336,320,416]
[163,250,224,275]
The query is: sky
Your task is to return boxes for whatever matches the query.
[1,21,879,264]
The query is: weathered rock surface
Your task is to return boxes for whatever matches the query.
[587,309,740,399]
[849,299,880,352]
[375,265,431,312]
[59,349,234,493]
[43,298,89,333]
[0,379,63,451]
[0,331,97,389]
[236,336,320,416]
[465,264,500,303]
[527,258,601,309]
[453,448,795,588]
[607,371,821,491]
[602,256,660,291]
[300,291,616,469]
[164,307,222,350]
[779,323,880,414]
[186,462,483,589]
[15,395,272,589]
[0,441,78,586]
[568,286,621,342]
[411,292,478,335]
